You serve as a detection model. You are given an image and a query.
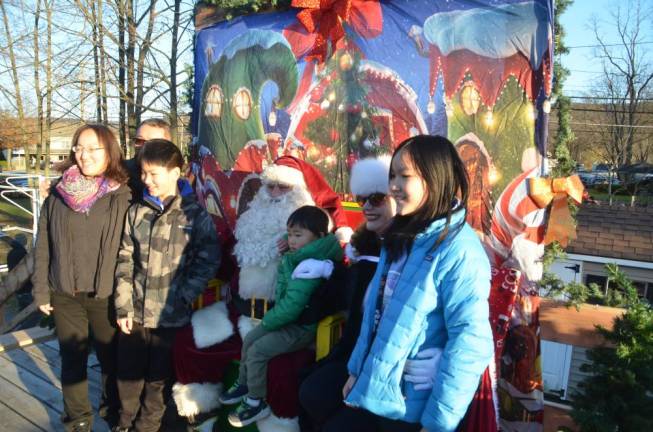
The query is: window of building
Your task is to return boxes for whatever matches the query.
[584,273,652,303]
[205,85,224,118]
[232,87,252,120]
[584,274,608,291]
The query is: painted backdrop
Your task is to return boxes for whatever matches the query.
[192,1,554,430]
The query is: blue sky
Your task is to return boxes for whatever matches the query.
[560,0,653,96]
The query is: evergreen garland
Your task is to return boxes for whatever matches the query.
[541,0,583,304]
[551,0,575,177]
[198,0,291,20]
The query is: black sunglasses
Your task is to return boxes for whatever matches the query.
[355,193,387,207]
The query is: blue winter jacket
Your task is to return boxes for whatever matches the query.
[346,211,493,431]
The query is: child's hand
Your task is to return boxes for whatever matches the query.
[276,237,289,253]
[342,374,356,400]
[117,317,133,334]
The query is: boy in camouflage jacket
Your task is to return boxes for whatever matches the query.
[114,139,220,432]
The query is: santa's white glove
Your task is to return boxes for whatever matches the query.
[291,259,334,280]
[403,347,443,391]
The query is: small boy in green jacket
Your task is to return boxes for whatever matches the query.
[220,205,343,427]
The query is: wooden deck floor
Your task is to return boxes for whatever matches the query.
[0,328,110,431]
[0,327,187,432]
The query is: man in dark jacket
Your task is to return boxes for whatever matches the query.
[125,118,172,198]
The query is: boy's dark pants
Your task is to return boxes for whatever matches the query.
[116,323,177,431]
[238,323,314,399]
[51,292,119,431]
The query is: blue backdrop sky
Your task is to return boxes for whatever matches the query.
[559,0,652,97]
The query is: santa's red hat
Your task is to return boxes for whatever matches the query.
[261,156,352,241]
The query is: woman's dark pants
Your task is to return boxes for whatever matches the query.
[51,292,119,431]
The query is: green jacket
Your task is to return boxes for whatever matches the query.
[261,234,343,330]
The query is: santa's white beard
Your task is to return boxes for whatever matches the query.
[234,186,314,299]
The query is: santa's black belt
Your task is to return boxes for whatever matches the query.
[232,295,274,320]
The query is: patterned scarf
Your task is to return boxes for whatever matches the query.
[55,165,120,213]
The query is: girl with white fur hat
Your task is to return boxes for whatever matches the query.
[296,155,442,431]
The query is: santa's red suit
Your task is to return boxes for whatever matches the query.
[172,156,352,431]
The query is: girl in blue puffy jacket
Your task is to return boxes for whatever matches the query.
[339,135,494,432]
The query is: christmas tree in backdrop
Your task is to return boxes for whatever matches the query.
[303,49,385,193]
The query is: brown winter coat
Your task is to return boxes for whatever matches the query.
[31,184,132,307]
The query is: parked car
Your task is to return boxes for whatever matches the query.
[590,172,621,187]
[578,172,595,185]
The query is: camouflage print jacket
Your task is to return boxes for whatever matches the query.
[115,181,221,328]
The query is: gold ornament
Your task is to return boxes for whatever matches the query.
[339,53,354,71]
[307,145,321,160]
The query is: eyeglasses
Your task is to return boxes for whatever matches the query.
[266,183,292,192]
[72,145,105,154]
[355,193,387,207]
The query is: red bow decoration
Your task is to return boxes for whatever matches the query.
[288,0,382,63]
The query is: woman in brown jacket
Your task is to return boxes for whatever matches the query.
[32,124,131,432]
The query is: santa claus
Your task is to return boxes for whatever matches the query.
[172,156,352,431]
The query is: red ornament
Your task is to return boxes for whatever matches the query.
[330,129,340,142]
[346,152,358,170]
[346,103,362,113]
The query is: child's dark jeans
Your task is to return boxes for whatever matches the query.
[116,323,177,431]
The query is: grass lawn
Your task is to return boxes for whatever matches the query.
[0,198,33,226]
[588,189,653,206]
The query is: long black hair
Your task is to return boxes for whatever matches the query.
[384,135,469,262]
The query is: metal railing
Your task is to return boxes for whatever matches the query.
[0,173,54,247]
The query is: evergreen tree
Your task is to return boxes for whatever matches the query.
[303,50,383,193]
[570,301,653,432]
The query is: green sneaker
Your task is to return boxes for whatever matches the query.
[219,383,248,405]
[227,399,271,427]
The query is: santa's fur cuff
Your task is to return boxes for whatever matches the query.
[335,226,354,244]
[172,382,223,418]
[191,301,234,348]
[257,413,300,432]
[238,315,258,340]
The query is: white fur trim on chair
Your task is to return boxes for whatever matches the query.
[172,382,223,418]
[257,413,300,432]
[238,315,259,340]
[191,301,234,348]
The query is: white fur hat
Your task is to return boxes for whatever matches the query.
[349,155,391,196]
